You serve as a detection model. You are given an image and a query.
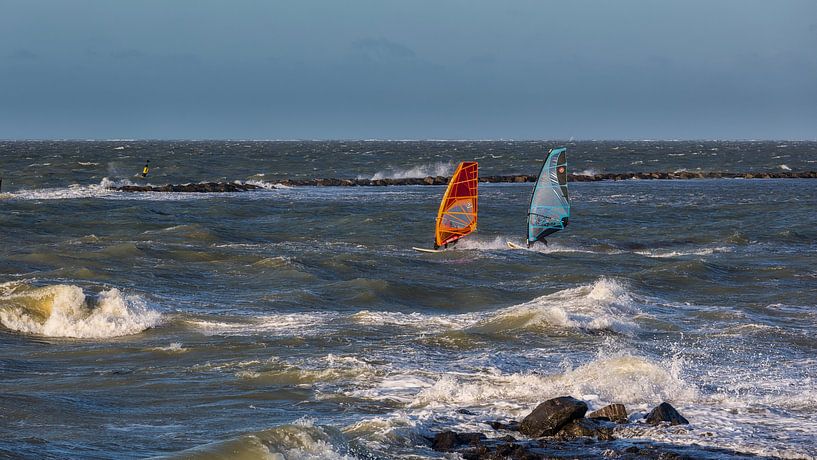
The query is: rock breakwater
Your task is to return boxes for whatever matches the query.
[108,170,817,192]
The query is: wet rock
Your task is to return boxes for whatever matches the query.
[461,445,490,460]
[556,418,615,441]
[115,182,264,193]
[486,420,520,431]
[458,432,487,445]
[492,442,543,459]
[431,431,458,451]
[430,431,486,451]
[644,402,689,426]
[587,403,628,423]
[520,396,588,437]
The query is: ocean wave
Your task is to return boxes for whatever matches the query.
[186,312,336,337]
[473,278,642,335]
[350,310,474,330]
[3,178,223,201]
[242,179,279,190]
[410,350,695,411]
[150,342,188,353]
[364,161,455,180]
[0,283,161,338]
[235,355,382,385]
[576,168,600,176]
[455,236,612,254]
[2,177,135,200]
[163,419,360,459]
[634,246,731,258]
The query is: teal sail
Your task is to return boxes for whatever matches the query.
[527,147,569,245]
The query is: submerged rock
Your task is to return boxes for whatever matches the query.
[587,403,629,424]
[644,402,689,426]
[519,396,588,437]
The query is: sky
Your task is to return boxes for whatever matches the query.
[1,0,815,140]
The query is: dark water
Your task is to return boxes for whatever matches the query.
[1,141,816,459]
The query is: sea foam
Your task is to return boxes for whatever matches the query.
[0,283,161,338]
[474,278,642,335]
[365,161,455,180]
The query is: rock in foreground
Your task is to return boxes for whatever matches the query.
[587,403,629,423]
[519,396,588,437]
[644,402,690,426]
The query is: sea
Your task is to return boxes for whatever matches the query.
[1,140,816,459]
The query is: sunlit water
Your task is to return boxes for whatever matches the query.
[1,141,816,459]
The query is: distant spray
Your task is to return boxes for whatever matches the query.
[141,160,150,178]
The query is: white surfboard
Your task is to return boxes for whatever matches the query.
[412,247,447,253]
[506,241,528,250]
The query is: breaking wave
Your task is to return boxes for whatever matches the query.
[365,161,455,180]
[634,246,731,258]
[474,278,642,335]
[186,312,337,337]
[456,235,608,254]
[3,178,125,200]
[164,419,361,459]
[0,282,161,338]
[411,350,696,411]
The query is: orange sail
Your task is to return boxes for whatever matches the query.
[435,161,478,248]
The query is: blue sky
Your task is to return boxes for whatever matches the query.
[1,0,815,139]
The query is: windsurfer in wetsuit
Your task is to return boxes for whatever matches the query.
[141,160,150,178]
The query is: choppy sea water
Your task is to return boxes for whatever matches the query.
[1,141,816,459]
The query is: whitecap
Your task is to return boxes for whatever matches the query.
[364,161,455,180]
[0,284,161,338]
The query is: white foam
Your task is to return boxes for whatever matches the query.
[4,177,132,200]
[576,168,599,176]
[365,161,455,180]
[476,278,642,335]
[242,179,278,190]
[151,342,187,353]
[634,246,731,258]
[780,164,792,171]
[0,284,161,338]
[350,310,474,330]
[187,312,335,337]
[456,235,605,254]
[410,350,696,411]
